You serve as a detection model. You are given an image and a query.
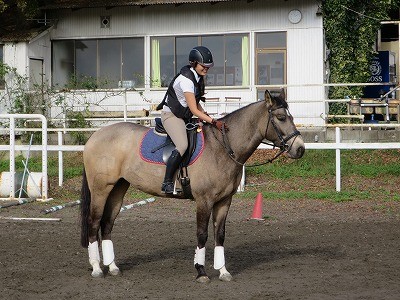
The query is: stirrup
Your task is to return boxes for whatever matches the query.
[161,182,174,194]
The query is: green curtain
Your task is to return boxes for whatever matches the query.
[241,36,249,86]
[151,39,161,88]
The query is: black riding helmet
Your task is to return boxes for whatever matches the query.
[189,46,214,68]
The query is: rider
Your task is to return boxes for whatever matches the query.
[159,46,227,194]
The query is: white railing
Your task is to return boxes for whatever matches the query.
[0,114,48,201]
[258,126,400,192]
[0,115,399,198]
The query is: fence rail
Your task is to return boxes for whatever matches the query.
[0,115,399,198]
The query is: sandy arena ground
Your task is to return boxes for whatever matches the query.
[1,194,400,300]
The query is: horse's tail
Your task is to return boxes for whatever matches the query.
[80,167,91,248]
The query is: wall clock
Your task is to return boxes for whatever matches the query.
[288,9,302,24]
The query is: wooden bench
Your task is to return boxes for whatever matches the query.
[82,109,149,118]
[68,109,151,125]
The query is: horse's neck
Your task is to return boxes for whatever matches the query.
[218,102,268,164]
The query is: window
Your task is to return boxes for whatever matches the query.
[255,32,287,99]
[52,38,144,89]
[151,34,249,87]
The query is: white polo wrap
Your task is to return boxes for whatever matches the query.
[194,246,206,266]
[214,246,225,270]
[88,241,100,264]
[102,240,115,266]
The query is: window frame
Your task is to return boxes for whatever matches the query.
[51,37,145,89]
[150,33,250,88]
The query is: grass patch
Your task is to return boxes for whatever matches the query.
[240,189,372,203]
[246,149,400,179]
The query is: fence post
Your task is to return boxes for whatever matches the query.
[58,131,63,187]
[335,127,341,192]
[9,116,16,198]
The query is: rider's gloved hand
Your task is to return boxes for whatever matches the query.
[212,119,229,131]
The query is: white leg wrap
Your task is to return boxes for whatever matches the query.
[88,241,100,265]
[214,246,225,270]
[194,247,206,266]
[102,240,115,266]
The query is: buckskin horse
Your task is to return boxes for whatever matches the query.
[80,89,305,282]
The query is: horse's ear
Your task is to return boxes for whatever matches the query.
[278,89,285,101]
[264,90,273,106]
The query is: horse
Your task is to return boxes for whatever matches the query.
[80,89,305,282]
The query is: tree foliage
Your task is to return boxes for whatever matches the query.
[0,0,42,17]
[323,0,399,114]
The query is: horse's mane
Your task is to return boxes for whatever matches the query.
[220,101,264,122]
[219,94,289,123]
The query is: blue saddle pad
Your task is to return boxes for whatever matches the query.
[139,129,204,165]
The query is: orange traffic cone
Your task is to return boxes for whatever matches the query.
[250,193,264,220]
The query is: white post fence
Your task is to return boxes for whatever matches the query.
[0,115,400,200]
[0,114,49,201]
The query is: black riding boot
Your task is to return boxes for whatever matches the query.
[161,149,182,194]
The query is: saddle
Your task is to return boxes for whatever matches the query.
[152,117,199,198]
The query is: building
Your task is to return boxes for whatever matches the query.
[1,0,327,128]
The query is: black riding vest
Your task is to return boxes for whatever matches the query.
[156,65,205,121]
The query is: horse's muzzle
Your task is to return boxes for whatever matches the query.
[296,145,305,158]
[285,136,305,159]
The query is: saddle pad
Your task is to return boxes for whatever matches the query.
[139,129,204,165]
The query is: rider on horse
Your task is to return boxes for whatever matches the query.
[158,46,227,194]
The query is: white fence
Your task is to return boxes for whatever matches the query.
[0,114,399,201]
[0,114,49,201]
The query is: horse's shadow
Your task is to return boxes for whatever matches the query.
[117,236,344,275]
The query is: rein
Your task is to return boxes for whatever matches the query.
[211,105,301,167]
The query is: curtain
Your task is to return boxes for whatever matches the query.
[151,39,161,88]
[241,36,249,86]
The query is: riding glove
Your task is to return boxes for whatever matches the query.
[212,119,228,131]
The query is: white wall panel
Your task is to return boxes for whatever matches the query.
[50,0,321,39]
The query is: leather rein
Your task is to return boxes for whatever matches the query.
[211,105,301,167]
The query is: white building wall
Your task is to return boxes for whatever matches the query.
[0,43,28,114]
[4,43,28,77]
[287,27,325,126]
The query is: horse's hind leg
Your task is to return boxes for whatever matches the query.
[212,196,233,282]
[100,178,130,276]
[87,189,109,278]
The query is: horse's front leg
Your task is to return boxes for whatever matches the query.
[213,196,233,282]
[194,201,212,283]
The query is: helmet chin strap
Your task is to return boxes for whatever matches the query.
[191,62,202,77]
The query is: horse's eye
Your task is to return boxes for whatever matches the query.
[277,114,286,121]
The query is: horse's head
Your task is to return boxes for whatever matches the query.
[264,89,305,159]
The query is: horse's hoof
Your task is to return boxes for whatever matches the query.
[108,267,121,276]
[91,270,104,278]
[219,272,233,282]
[196,275,211,283]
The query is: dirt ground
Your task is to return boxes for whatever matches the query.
[1,191,400,300]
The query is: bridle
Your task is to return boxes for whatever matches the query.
[211,105,301,167]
